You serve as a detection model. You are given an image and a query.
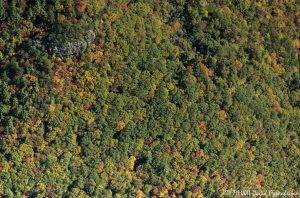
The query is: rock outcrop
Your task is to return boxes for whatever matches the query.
[53,30,96,56]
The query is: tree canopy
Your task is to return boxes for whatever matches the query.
[0,0,299,197]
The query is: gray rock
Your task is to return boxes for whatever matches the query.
[53,30,96,56]
[33,40,42,45]
[40,122,45,131]
[85,30,96,44]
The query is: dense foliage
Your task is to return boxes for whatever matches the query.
[0,0,299,197]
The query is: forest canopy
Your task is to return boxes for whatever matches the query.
[0,0,299,197]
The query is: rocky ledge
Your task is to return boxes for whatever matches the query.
[53,30,96,56]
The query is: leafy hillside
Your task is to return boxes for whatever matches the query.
[0,0,299,197]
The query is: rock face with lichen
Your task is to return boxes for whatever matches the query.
[53,30,96,56]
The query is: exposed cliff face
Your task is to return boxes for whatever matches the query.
[53,30,96,56]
